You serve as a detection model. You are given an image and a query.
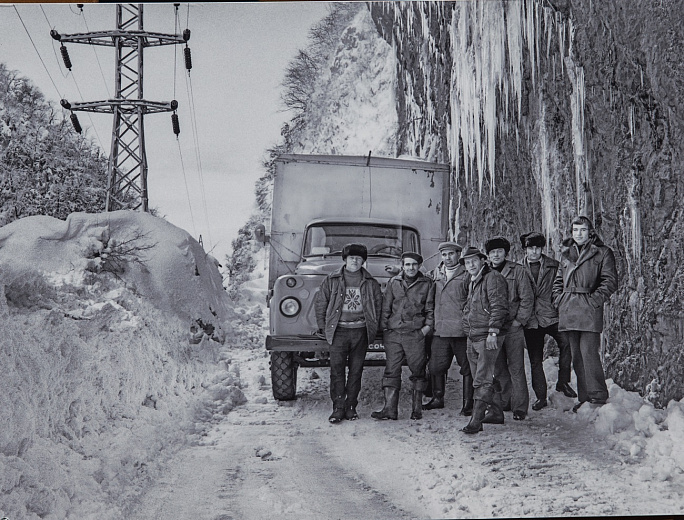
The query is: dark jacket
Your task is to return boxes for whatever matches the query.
[498,259,535,331]
[552,236,618,333]
[463,264,509,341]
[314,266,383,345]
[380,271,434,332]
[522,254,560,329]
[429,263,470,337]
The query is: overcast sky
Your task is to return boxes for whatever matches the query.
[0,2,330,261]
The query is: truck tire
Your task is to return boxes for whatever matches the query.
[270,351,298,401]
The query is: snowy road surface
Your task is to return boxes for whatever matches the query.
[131,344,684,519]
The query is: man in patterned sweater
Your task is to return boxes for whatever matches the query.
[315,243,383,424]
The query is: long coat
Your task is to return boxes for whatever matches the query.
[552,237,618,333]
[314,266,383,344]
[380,271,434,332]
[429,263,470,337]
[523,254,561,329]
[463,264,509,341]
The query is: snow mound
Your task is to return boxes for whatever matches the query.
[0,210,230,334]
[0,211,241,519]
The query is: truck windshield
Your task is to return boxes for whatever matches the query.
[303,223,419,258]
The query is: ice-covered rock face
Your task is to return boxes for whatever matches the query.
[368,0,684,405]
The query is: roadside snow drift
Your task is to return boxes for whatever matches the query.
[0,211,235,519]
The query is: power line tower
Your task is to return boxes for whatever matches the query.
[52,3,190,212]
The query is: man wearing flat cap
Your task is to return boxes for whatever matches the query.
[315,243,383,424]
[520,231,575,412]
[459,246,509,434]
[372,251,434,421]
[423,241,474,416]
[484,236,534,422]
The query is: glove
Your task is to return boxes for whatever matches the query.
[314,329,326,340]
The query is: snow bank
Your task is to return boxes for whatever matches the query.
[0,211,239,519]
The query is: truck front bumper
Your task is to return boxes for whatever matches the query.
[266,334,328,351]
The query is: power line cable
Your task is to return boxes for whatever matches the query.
[14,5,63,100]
[185,72,214,250]
[175,139,198,238]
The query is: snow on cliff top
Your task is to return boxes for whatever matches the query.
[0,210,230,332]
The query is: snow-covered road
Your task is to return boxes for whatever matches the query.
[130,344,684,519]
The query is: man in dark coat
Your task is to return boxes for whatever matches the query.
[314,243,383,423]
[520,231,576,412]
[484,236,534,422]
[552,216,618,412]
[372,252,434,421]
[460,247,509,434]
[423,241,474,416]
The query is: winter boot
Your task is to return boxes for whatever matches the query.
[459,373,474,416]
[410,389,424,420]
[329,398,346,424]
[371,387,399,420]
[423,374,445,410]
[482,401,505,424]
[461,399,487,434]
[344,402,359,421]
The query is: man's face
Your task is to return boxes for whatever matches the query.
[488,248,507,267]
[345,255,364,272]
[572,224,590,246]
[464,256,483,276]
[402,258,420,277]
[441,249,459,268]
[526,246,542,262]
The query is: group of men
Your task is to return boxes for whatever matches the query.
[314,215,618,434]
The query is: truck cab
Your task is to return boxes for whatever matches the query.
[258,154,450,400]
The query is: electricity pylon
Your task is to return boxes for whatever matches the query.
[53,4,190,212]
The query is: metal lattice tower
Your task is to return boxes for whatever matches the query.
[53,4,190,211]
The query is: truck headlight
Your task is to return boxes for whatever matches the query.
[279,297,301,317]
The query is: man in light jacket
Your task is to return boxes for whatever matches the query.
[552,216,618,412]
[423,241,474,416]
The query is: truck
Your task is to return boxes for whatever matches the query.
[255,153,450,400]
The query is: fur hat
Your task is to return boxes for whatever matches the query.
[401,251,423,264]
[484,236,511,254]
[438,241,462,253]
[458,246,488,265]
[520,232,546,249]
[342,243,367,262]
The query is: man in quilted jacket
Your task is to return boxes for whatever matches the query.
[372,252,434,421]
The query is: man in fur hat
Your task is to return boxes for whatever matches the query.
[372,251,434,421]
[552,216,618,412]
[314,243,383,424]
[423,241,474,416]
[484,236,534,422]
[520,231,575,412]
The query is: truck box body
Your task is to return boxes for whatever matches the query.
[264,154,450,400]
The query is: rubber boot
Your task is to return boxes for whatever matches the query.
[459,373,474,416]
[371,387,399,420]
[410,389,424,420]
[482,401,505,424]
[423,374,445,410]
[461,399,486,434]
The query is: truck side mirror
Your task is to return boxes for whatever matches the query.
[254,224,269,244]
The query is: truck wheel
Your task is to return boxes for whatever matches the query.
[270,351,298,400]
